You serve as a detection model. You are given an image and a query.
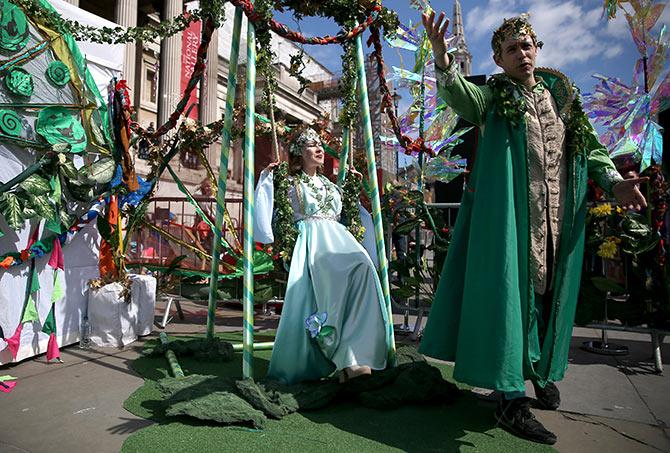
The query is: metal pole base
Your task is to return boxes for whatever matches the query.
[581,340,629,356]
[394,326,413,335]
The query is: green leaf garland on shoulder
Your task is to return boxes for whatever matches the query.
[536,67,589,157]
[488,68,592,156]
[487,74,526,127]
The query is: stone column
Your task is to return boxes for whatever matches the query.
[114,0,138,92]
[200,28,220,167]
[157,0,183,129]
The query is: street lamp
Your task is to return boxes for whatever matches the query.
[392,88,400,116]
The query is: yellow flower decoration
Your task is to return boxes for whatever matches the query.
[596,236,621,259]
[589,203,612,217]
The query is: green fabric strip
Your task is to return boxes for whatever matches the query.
[21,295,39,323]
[41,304,56,335]
[165,164,236,256]
[51,270,64,302]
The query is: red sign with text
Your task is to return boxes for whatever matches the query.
[181,14,201,120]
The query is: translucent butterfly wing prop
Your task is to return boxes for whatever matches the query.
[583,52,668,172]
[424,154,468,183]
[384,22,420,52]
[409,0,432,12]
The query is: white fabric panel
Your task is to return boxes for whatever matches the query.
[50,0,124,98]
[0,0,123,363]
[88,282,138,348]
[129,274,157,337]
[0,221,100,365]
[254,169,275,244]
[0,107,101,364]
[50,0,124,72]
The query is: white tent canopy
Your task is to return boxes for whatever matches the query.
[51,0,125,97]
[0,1,125,364]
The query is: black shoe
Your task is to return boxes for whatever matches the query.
[533,381,560,410]
[495,397,557,445]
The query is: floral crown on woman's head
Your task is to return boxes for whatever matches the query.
[491,13,543,57]
[289,127,321,156]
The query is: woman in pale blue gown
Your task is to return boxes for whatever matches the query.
[254,127,392,384]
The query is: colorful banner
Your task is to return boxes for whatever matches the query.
[181,14,201,120]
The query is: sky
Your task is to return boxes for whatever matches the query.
[274,0,669,115]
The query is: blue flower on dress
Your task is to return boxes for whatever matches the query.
[305,311,328,338]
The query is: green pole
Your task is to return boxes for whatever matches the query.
[232,341,274,352]
[160,332,184,378]
[242,6,257,379]
[414,59,426,316]
[354,34,396,366]
[206,8,243,340]
[337,127,351,187]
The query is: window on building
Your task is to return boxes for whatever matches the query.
[143,66,157,104]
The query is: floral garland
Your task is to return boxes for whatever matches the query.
[11,0,227,44]
[255,0,278,110]
[298,172,336,214]
[339,40,358,127]
[272,162,299,264]
[342,171,365,242]
[488,75,591,156]
[564,88,591,157]
[487,75,527,127]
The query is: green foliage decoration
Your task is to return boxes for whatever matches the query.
[341,171,365,242]
[10,0,227,44]
[272,162,298,264]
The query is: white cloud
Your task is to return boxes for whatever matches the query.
[463,0,631,71]
[603,13,630,39]
[604,44,624,59]
[465,5,520,41]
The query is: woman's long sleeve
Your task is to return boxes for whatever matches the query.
[254,170,275,244]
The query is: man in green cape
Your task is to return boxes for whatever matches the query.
[419,11,647,445]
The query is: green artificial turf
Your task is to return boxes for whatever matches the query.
[122,332,556,453]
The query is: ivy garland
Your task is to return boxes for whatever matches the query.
[564,87,591,157]
[10,0,227,44]
[272,161,299,264]
[487,74,591,156]
[342,171,365,242]
[339,40,358,127]
[255,0,278,111]
[487,75,527,128]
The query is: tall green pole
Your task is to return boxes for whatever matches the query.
[355,34,396,366]
[337,127,351,187]
[414,59,426,315]
[242,7,257,379]
[206,8,243,340]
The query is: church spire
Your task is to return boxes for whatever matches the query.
[452,0,472,76]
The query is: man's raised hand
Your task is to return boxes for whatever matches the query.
[422,10,450,69]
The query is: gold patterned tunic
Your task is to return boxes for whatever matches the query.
[523,80,568,295]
